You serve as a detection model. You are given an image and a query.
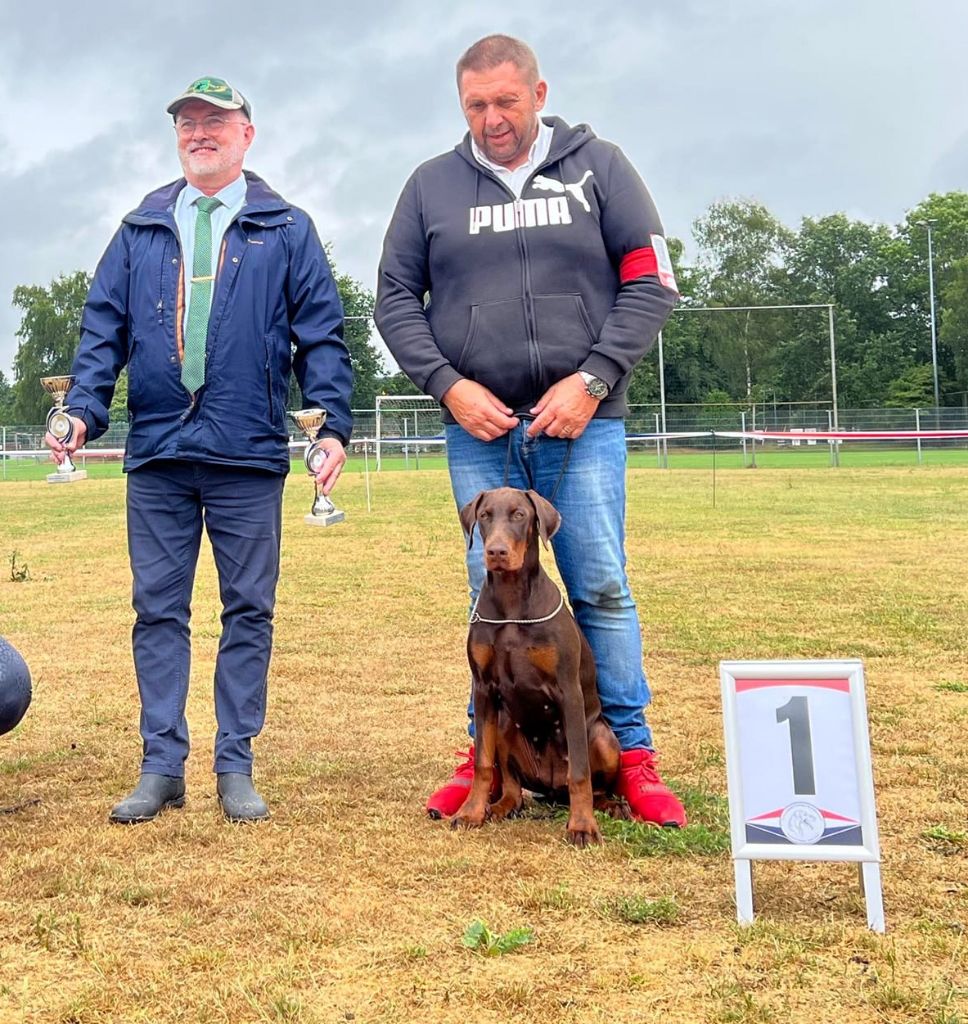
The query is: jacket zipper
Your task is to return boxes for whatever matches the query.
[482,172,544,398]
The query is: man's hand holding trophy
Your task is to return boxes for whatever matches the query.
[289,408,346,527]
[41,376,88,483]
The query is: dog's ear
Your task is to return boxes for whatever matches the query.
[525,490,561,548]
[459,491,486,548]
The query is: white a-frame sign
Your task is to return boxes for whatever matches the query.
[720,659,884,932]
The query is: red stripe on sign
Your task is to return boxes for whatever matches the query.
[619,247,658,283]
[819,809,858,823]
[748,808,785,821]
[734,677,850,692]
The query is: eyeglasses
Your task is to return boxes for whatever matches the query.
[174,115,249,137]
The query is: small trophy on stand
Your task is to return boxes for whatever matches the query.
[289,408,345,527]
[40,375,87,484]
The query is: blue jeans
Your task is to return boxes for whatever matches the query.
[446,419,653,751]
[126,460,285,776]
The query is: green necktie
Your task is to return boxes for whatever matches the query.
[181,195,222,393]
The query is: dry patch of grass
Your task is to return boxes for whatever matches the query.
[1,466,966,1023]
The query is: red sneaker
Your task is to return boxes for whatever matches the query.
[616,749,687,828]
[425,746,501,819]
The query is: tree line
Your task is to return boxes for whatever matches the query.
[3,191,966,426]
[629,191,968,412]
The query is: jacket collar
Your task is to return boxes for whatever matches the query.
[123,169,291,225]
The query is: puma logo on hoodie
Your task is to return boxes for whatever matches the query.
[468,170,595,235]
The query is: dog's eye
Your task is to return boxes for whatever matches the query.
[512,509,526,519]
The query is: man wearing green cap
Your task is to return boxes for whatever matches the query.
[46,77,353,825]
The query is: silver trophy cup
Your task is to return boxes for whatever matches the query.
[289,408,346,526]
[41,375,87,482]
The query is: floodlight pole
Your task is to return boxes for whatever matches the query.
[916,220,941,415]
[657,330,668,468]
[828,304,840,467]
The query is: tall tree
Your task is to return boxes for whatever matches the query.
[783,214,900,407]
[0,370,14,425]
[692,199,794,400]
[11,271,91,423]
[336,268,383,412]
[941,255,968,404]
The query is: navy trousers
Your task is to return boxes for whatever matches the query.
[126,460,285,776]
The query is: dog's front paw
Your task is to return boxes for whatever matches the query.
[565,814,603,848]
[449,804,490,830]
[596,795,632,821]
[488,793,523,821]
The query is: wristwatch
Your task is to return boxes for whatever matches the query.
[579,371,610,399]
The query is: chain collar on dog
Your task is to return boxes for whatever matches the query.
[469,589,565,626]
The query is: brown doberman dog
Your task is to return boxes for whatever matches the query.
[452,487,630,846]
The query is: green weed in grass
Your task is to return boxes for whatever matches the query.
[921,825,968,855]
[462,920,534,956]
[601,894,679,925]
[8,550,29,581]
[934,681,968,693]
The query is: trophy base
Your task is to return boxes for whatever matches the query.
[47,470,88,484]
[304,510,346,527]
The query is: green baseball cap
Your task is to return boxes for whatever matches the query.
[167,76,251,119]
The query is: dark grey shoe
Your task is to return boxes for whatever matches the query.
[109,773,185,824]
[217,773,270,822]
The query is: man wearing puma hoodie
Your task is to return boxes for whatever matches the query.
[375,34,685,827]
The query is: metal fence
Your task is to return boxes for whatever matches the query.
[4,403,968,463]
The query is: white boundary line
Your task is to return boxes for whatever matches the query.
[5,427,968,463]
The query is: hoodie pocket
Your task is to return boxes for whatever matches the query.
[531,293,598,387]
[456,297,531,407]
[455,294,599,407]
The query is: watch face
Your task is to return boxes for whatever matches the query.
[585,376,609,399]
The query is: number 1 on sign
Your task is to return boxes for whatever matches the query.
[776,696,816,795]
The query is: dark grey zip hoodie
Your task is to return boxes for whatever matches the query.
[375,116,677,421]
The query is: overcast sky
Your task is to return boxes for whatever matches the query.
[2,0,966,380]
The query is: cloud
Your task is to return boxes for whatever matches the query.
[3,0,967,380]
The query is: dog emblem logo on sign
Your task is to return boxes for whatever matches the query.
[778,802,826,844]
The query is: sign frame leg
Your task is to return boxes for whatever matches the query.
[734,859,754,925]
[858,862,885,933]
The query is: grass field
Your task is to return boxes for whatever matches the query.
[0,466,966,1023]
[4,440,968,484]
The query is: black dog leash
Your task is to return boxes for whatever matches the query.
[502,427,574,505]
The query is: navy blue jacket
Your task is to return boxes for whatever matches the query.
[375,118,677,422]
[68,171,353,473]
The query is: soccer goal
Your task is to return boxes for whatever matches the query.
[373,394,443,470]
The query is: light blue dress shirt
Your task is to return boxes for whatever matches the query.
[174,173,247,335]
